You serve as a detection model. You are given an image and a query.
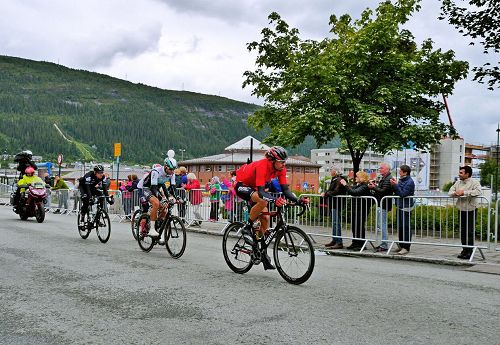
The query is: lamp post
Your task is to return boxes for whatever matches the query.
[179,149,185,162]
[495,123,500,201]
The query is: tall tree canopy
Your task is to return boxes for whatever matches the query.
[439,0,500,90]
[243,0,469,173]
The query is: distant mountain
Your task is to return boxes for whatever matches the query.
[0,55,337,164]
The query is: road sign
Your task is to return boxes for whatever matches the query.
[57,153,63,165]
[114,143,121,157]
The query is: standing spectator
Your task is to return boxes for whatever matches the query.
[324,165,347,249]
[127,174,139,212]
[449,166,482,260]
[369,162,394,252]
[185,173,202,225]
[176,167,188,219]
[207,176,222,221]
[390,165,415,255]
[340,171,373,250]
[53,175,69,214]
[43,173,54,211]
[120,175,133,218]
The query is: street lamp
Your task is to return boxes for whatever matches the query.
[179,149,185,162]
[495,123,500,201]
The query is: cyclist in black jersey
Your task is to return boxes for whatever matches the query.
[78,165,114,225]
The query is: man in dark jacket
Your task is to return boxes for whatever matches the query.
[14,150,37,180]
[390,165,415,255]
[324,165,347,249]
[369,162,394,252]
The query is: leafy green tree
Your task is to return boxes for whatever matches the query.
[243,0,469,174]
[439,0,499,90]
[479,158,500,193]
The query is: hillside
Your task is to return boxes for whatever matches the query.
[0,55,337,164]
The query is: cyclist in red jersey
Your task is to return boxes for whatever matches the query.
[235,146,308,270]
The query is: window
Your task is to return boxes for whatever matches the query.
[326,152,330,156]
[294,167,303,173]
[217,165,224,172]
[304,167,316,173]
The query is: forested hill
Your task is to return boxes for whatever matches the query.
[0,55,264,164]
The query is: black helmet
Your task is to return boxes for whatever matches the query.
[265,146,288,161]
[94,164,104,173]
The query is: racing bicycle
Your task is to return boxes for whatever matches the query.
[222,202,314,285]
[77,195,113,243]
[136,197,186,258]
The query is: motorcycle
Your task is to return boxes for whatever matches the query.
[13,181,48,223]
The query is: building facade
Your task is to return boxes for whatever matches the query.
[179,136,321,192]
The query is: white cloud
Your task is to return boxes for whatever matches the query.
[0,0,498,144]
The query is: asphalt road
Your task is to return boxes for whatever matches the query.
[0,206,499,345]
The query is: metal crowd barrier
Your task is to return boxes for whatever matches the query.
[0,182,14,205]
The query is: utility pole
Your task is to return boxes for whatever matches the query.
[495,123,499,201]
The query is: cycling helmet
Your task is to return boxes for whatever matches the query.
[25,166,35,176]
[164,157,177,170]
[265,146,288,161]
[152,163,162,169]
[94,164,104,173]
[23,150,33,156]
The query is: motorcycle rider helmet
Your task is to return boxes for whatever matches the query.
[164,157,177,170]
[25,166,35,176]
[94,164,105,173]
[265,146,288,162]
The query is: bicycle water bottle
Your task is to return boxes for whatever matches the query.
[242,203,249,222]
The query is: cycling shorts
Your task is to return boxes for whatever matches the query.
[235,182,255,202]
[142,188,156,202]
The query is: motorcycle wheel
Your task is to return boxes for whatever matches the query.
[35,205,45,223]
[19,208,28,220]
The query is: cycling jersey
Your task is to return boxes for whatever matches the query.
[78,171,109,197]
[138,166,177,199]
[236,159,287,188]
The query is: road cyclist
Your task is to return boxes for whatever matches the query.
[234,146,309,270]
[135,157,187,257]
[77,164,115,242]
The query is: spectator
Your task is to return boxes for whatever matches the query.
[324,165,347,249]
[120,175,133,218]
[390,165,415,255]
[185,172,202,225]
[449,165,482,260]
[341,171,373,250]
[207,176,222,221]
[176,166,188,219]
[126,174,139,212]
[368,162,394,252]
[53,175,69,214]
[43,173,54,211]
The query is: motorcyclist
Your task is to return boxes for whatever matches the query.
[14,150,37,180]
[13,166,43,213]
[77,164,114,226]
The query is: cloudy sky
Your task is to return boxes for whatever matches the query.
[1,0,498,145]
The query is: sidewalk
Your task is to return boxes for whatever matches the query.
[185,220,500,275]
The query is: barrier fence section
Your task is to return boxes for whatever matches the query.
[0,183,14,205]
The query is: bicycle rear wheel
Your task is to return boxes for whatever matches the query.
[131,209,142,240]
[274,226,315,285]
[222,222,253,274]
[165,216,186,258]
[96,211,111,243]
[137,214,154,252]
[77,210,91,239]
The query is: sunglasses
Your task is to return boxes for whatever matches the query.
[275,159,287,163]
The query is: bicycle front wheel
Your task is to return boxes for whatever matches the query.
[131,209,142,241]
[77,210,91,239]
[165,216,186,258]
[96,211,111,243]
[274,226,315,285]
[137,214,154,252]
[222,222,253,274]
